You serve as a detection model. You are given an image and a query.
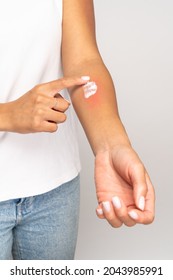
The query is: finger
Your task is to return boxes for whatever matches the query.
[130,163,148,211]
[42,121,58,133]
[39,94,70,112]
[36,77,89,97]
[143,174,155,219]
[112,196,136,227]
[46,110,67,124]
[102,201,123,228]
[128,174,155,224]
[96,206,105,219]
[128,209,155,225]
[53,94,70,112]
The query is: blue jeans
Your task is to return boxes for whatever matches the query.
[0,175,80,260]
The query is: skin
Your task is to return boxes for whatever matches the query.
[0,0,155,228]
[0,78,88,133]
[62,0,155,227]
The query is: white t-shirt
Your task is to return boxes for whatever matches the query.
[0,0,81,202]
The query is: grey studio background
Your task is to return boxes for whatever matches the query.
[74,0,173,259]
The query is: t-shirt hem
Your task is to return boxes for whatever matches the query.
[0,166,81,202]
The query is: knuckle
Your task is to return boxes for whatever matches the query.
[62,103,70,112]
[110,222,123,228]
[60,113,67,123]
[41,122,58,133]
[33,84,43,93]
[117,211,127,220]
[132,162,144,174]
[146,214,155,224]
[50,124,58,133]
[58,100,70,112]
[35,95,43,104]
[54,124,58,132]
[107,216,122,228]
[36,107,44,116]
[125,221,136,227]
[142,213,155,225]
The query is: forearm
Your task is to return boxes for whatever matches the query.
[64,59,131,155]
[61,0,131,154]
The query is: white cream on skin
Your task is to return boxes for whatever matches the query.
[83,81,97,98]
[81,76,97,98]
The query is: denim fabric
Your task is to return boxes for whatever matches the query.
[0,175,80,260]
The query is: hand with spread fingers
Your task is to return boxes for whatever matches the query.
[95,145,155,228]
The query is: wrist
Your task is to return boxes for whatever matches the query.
[94,139,132,159]
[93,119,132,156]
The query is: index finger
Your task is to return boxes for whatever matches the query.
[39,76,90,97]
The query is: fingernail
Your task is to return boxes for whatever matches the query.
[96,208,103,215]
[81,76,90,81]
[102,201,111,213]
[138,196,145,211]
[112,196,121,209]
[83,81,97,98]
[128,210,139,220]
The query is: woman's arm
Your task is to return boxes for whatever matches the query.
[62,0,130,154]
[62,0,155,227]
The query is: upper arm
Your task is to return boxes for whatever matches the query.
[62,0,101,74]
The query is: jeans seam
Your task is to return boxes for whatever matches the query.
[12,228,23,260]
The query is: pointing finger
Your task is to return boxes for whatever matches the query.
[35,77,90,97]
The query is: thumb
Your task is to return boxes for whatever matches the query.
[130,164,148,211]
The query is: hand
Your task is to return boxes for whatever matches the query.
[3,77,87,133]
[95,145,155,227]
